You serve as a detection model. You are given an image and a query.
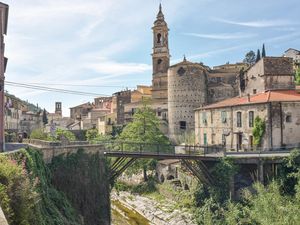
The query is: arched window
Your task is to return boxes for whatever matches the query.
[157,59,162,65]
[157,33,162,44]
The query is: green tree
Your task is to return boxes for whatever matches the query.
[295,68,300,85]
[42,109,48,125]
[262,43,266,58]
[243,50,256,65]
[86,128,99,141]
[30,128,48,140]
[252,116,265,147]
[54,128,76,142]
[118,104,171,181]
[256,49,261,62]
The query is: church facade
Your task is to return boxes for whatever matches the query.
[150,5,248,142]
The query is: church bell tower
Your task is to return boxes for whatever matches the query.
[151,3,170,101]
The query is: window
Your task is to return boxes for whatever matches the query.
[202,112,207,125]
[249,111,254,127]
[179,121,186,130]
[204,133,207,145]
[157,59,162,65]
[249,135,254,149]
[221,111,227,123]
[253,89,257,94]
[286,114,292,123]
[212,133,215,144]
[157,33,162,43]
[237,112,242,127]
[222,134,226,146]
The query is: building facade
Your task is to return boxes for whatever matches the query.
[239,57,295,96]
[195,57,300,151]
[195,91,300,150]
[283,48,300,71]
[0,3,8,150]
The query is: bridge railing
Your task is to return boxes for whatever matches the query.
[93,141,225,156]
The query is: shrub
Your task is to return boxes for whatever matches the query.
[30,129,48,140]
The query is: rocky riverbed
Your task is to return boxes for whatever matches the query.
[111,191,197,225]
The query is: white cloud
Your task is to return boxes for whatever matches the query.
[213,18,297,28]
[84,60,151,75]
[183,32,257,40]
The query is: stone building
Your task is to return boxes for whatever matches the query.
[4,94,23,131]
[151,4,169,102]
[283,48,300,71]
[151,4,170,120]
[20,111,42,137]
[112,90,131,125]
[168,58,246,141]
[195,57,300,151]
[0,2,8,150]
[239,57,295,96]
[70,102,94,120]
[98,112,117,135]
[124,85,152,123]
[168,59,208,140]
[149,5,247,141]
[195,90,300,150]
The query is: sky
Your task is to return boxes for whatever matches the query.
[3,0,300,116]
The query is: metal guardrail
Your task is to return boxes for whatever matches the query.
[93,141,225,157]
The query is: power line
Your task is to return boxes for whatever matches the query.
[10,81,136,89]
[5,81,211,104]
[5,81,111,97]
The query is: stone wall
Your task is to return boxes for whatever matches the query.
[243,57,295,96]
[168,61,208,141]
[195,101,300,150]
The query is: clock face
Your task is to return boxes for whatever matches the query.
[177,67,186,76]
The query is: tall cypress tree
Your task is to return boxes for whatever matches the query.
[256,49,261,62]
[42,108,48,125]
[262,44,266,58]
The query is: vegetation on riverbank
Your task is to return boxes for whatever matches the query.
[0,147,111,225]
[0,148,81,225]
[114,150,300,225]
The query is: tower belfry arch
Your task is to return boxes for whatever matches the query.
[151,3,170,103]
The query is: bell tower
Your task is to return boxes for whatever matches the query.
[151,3,170,101]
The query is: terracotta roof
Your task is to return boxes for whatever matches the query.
[198,90,300,110]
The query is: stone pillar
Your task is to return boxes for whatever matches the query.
[229,175,235,200]
[257,160,264,184]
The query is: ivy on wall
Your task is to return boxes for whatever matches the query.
[252,116,266,146]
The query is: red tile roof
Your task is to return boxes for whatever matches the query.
[199,90,300,110]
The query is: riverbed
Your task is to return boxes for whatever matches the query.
[111,191,196,225]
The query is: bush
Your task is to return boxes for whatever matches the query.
[54,128,76,141]
[0,154,38,225]
[86,128,112,143]
[30,129,48,140]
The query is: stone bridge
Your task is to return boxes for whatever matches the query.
[2,139,293,196]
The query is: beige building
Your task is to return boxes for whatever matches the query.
[239,57,295,96]
[168,58,247,141]
[195,90,300,151]
[98,112,117,135]
[124,85,152,123]
[283,48,300,71]
[196,57,300,151]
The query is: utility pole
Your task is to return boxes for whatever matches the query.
[0,3,9,152]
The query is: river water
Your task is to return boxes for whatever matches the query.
[111,199,151,225]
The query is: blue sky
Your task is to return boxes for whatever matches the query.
[3,0,300,116]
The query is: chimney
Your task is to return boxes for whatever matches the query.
[247,94,250,102]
